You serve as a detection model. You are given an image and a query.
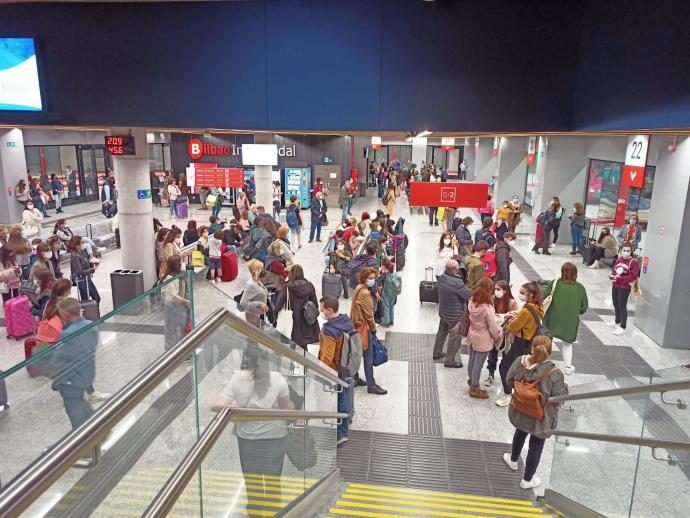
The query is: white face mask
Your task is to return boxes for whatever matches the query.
[42,252,52,260]
[175,237,182,244]
[494,290,504,299]
[519,294,527,302]
[337,245,345,251]
[505,240,513,247]
[621,251,632,259]
[443,239,451,246]
[629,219,637,225]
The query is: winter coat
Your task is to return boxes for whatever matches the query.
[467,301,501,353]
[617,224,641,249]
[507,302,544,341]
[464,255,484,290]
[611,257,640,289]
[350,284,376,350]
[436,271,472,323]
[310,198,328,222]
[276,278,320,348]
[494,242,512,283]
[508,356,568,439]
[454,224,473,254]
[597,235,618,258]
[70,251,94,281]
[384,189,396,215]
[542,280,588,343]
[237,278,268,328]
[319,314,355,373]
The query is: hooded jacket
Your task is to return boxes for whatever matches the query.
[467,301,501,352]
[507,355,568,438]
[436,271,472,322]
[611,256,640,289]
[319,314,355,373]
[276,278,320,348]
[494,241,512,283]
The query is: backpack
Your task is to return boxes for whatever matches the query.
[348,255,373,289]
[286,206,299,229]
[525,305,552,339]
[482,250,497,278]
[536,212,547,225]
[384,272,402,298]
[339,329,363,377]
[302,300,319,325]
[511,367,559,420]
[480,229,496,247]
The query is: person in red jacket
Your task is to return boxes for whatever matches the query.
[609,242,640,336]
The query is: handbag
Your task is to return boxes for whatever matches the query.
[22,224,38,238]
[542,280,558,315]
[191,250,205,267]
[206,194,218,208]
[286,424,318,471]
[450,305,470,337]
[371,334,388,366]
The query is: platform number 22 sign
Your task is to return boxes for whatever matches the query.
[623,135,649,188]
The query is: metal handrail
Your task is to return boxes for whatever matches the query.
[547,379,690,404]
[545,429,690,452]
[0,308,229,518]
[142,408,348,518]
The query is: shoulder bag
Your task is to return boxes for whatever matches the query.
[511,367,560,420]
[542,279,557,315]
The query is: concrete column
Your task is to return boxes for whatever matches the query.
[254,133,273,212]
[447,148,460,173]
[474,138,497,184]
[0,128,28,226]
[411,137,427,168]
[496,137,528,205]
[111,128,156,288]
[530,136,550,218]
[464,139,476,180]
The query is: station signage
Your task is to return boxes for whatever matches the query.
[105,135,136,156]
[527,137,537,166]
[408,181,488,208]
[441,138,455,151]
[622,135,649,189]
[371,136,382,150]
[188,162,244,188]
[187,138,239,160]
[492,137,499,157]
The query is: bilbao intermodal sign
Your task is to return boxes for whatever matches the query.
[409,182,488,208]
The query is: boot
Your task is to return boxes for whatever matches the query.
[470,386,489,399]
[588,260,600,269]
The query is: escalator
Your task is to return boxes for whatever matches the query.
[0,276,689,517]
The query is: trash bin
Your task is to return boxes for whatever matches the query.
[110,269,145,315]
[358,181,367,197]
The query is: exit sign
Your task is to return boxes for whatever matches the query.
[6,142,17,148]
[323,156,334,164]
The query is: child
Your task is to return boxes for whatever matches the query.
[207,230,223,283]
[379,258,401,327]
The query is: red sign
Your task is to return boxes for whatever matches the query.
[621,135,649,189]
[105,135,136,156]
[194,166,244,188]
[409,182,488,208]
[492,137,499,157]
[187,138,232,160]
[623,167,645,188]
[441,138,455,151]
[474,137,479,153]
[527,137,537,166]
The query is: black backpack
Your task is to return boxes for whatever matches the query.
[526,306,552,339]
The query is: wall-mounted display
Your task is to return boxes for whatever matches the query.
[283,167,312,208]
[0,38,42,111]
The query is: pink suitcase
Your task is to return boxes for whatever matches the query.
[5,295,35,340]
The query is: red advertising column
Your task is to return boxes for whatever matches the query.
[409,182,489,208]
[615,135,650,227]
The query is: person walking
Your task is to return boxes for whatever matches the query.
[587,227,618,268]
[568,203,586,255]
[68,236,101,304]
[496,282,544,407]
[542,262,588,374]
[51,174,64,214]
[236,259,269,328]
[309,192,327,243]
[275,264,320,350]
[550,197,564,245]
[384,181,397,218]
[503,336,568,489]
[351,267,387,395]
[432,259,473,368]
[467,278,501,399]
[167,178,181,219]
[532,202,557,255]
[610,242,640,336]
[508,195,523,232]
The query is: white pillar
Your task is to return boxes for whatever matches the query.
[254,133,273,212]
[111,128,156,288]
[464,140,476,180]
[496,137,528,204]
[0,128,28,226]
[411,137,427,167]
[474,138,497,185]
[530,137,550,215]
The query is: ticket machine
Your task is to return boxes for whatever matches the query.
[283,167,312,208]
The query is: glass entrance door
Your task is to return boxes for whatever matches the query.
[78,146,110,201]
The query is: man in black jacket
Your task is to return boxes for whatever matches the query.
[494,232,516,283]
[432,259,473,367]
[309,192,327,243]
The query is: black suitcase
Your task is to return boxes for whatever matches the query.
[78,279,101,321]
[581,244,594,265]
[419,268,438,304]
[322,272,343,298]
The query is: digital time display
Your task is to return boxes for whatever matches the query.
[105,135,136,156]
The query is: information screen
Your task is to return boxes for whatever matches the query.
[0,38,42,111]
[105,135,136,155]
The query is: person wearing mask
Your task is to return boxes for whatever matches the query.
[467,278,502,399]
[22,201,44,237]
[465,240,489,290]
[167,178,181,219]
[312,176,325,197]
[207,230,223,284]
[432,259,473,368]
[432,232,458,278]
[68,236,101,304]
[183,220,199,247]
[338,180,352,223]
[617,214,642,251]
[30,242,55,283]
[0,245,22,303]
[285,195,303,250]
[264,242,290,287]
[550,197,564,245]
[503,336,568,489]
[384,181,397,218]
[484,281,519,386]
[495,232,516,283]
[329,238,353,298]
[480,195,495,222]
[532,202,557,255]
[568,203,587,255]
[51,174,64,214]
[319,295,355,445]
[587,227,618,269]
[542,262,588,374]
[309,192,327,243]
[351,267,387,395]
[9,227,33,280]
[454,216,474,256]
[15,179,30,206]
[29,177,50,218]
[275,264,320,350]
[496,200,513,223]
[154,228,169,277]
[271,226,295,266]
[48,298,101,430]
[610,242,640,336]
[101,176,117,218]
[237,259,269,328]
[163,227,183,264]
[378,258,400,327]
[509,195,523,232]
[47,236,63,279]
[160,256,190,350]
[474,217,496,247]
[54,219,103,258]
[459,159,467,181]
[196,226,209,257]
[496,282,544,407]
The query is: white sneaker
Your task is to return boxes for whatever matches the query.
[495,394,512,407]
[87,391,110,402]
[482,375,494,387]
[337,436,349,446]
[563,365,576,375]
[520,476,542,489]
[503,453,518,471]
[97,247,107,253]
[549,243,556,248]
[606,321,618,328]
[613,326,626,336]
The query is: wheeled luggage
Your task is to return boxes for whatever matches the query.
[391,234,406,271]
[4,295,34,339]
[176,201,189,219]
[419,268,439,304]
[582,244,593,265]
[322,272,343,298]
[77,280,100,321]
[24,338,47,378]
[0,372,8,411]
[220,251,238,282]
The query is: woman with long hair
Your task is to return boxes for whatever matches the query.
[22,200,44,236]
[160,227,182,279]
[183,220,199,247]
[68,235,101,304]
[160,255,190,351]
[484,280,519,386]
[0,245,22,302]
[8,226,32,279]
[154,228,169,276]
[275,264,320,350]
[568,202,587,255]
[30,242,55,283]
[433,232,458,278]
[47,236,63,279]
[237,259,269,328]
[550,196,564,245]
[587,227,618,269]
[610,242,640,336]
[467,278,501,399]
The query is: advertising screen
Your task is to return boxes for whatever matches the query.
[241,144,278,166]
[0,38,42,111]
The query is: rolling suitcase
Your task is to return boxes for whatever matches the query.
[0,372,8,411]
[220,251,238,282]
[322,272,343,298]
[581,244,594,265]
[419,268,439,304]
[77,280,100,321]
[24,338,47,378]
[4,295,34,340]
[176,201,189,219]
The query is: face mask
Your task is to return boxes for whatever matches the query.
[503,204,509,208]
[42,252,52,260]
[443,239,451,246]
[337,245,345,251]
[176,237,182,244]
[366,279,376,288]
[27,205,34,210]
[505,240,513,247]
[621,251,631,259]
[519,294,527,302]
[495,290,504,299]
[629,219,636,225]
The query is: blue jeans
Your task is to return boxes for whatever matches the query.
[347,197,353,215]
[337,377,352,439]
[341,205,348,223]
[381,297,395,325]
[212,203,222,217]
[169,199,177,216]
[571,225,584,253]
[59,384,94,430]
[78,277,101,303]
[309,218,322,241]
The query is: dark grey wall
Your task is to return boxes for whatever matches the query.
[170,133,253,175]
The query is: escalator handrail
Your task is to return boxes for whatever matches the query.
[0,307,229,518]
[547,378,690,404]
[545,429,690,452]
[142,408,348,518]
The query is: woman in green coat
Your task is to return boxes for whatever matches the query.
[542,262,588,375]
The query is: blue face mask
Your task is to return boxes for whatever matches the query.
[366,279,376,288]
[621,251,631,259]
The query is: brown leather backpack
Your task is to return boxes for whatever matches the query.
[511,368,559,420]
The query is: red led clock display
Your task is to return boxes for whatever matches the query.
[105,135,136,156]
